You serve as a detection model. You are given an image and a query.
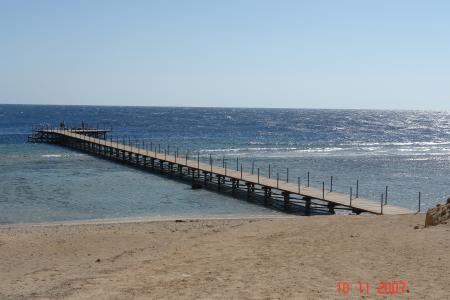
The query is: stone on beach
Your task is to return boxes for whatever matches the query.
[425,198,450,227]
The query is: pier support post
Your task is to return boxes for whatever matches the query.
[246,182,252,200]
[282,191,290,210]
[263,187,269,205]
[304,197,312,216]
[327,202,335,215]
[263,187,272,206]
[231,179,237,195]
[352,208,362,215]
[217,175,222,191]
[191,176,202,190]
[203,171,208,186]
[169,162,173,177]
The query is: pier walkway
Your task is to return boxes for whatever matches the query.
[30,127,415,215]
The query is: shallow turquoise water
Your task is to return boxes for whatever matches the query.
[0,143,280,223]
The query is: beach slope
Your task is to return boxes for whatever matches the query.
[0,214,449,299]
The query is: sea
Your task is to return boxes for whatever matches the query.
[1,104,450,224]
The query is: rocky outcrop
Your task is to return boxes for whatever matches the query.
[425,198,450,227]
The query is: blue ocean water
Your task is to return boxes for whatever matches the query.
[1,104,450,223]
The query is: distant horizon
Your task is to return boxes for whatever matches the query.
[1,102,450,112]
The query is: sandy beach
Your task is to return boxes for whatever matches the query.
[0,214,449,299]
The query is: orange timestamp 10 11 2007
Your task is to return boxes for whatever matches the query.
[336,280,409,297]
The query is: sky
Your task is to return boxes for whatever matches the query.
[1,0,449,109]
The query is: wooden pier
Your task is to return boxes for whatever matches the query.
[30,126,414,215]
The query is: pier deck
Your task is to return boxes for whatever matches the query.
[33,128,415,215]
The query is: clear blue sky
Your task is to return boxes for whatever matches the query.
[1,0,449,109]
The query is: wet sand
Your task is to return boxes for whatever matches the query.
[0,214,449,299]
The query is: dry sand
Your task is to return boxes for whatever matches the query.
[0,214,449,299]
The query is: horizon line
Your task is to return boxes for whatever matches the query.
[1,102,450,113]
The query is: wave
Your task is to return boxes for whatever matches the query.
[41,154,63,158]
[200,147,346,155]
[197,144,450,158]
[344,141,450,147]
[40,153,84,158]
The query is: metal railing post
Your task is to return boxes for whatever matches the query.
[418,192,421,213]
[350,186,352,206]
[277,173,279,189]
[385,186,388,204]
[356,179,359,198]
